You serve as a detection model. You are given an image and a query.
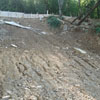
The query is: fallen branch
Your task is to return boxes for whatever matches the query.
[0,20,47,35]
[5,21,32,30]
[74,47,87,54]
[57,18,64,24]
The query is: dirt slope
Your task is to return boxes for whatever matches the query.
[0,18,100,100]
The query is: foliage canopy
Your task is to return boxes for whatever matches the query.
[0,0,100,18]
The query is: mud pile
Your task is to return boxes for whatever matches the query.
[0,18,100,100]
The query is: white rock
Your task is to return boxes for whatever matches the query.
[40,32,47,35]
[2,95,10,99]
[11,44,17,48]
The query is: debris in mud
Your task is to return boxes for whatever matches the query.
[11,44,17,48]
[63,24,68,31]
[3,20,32,30]
[39,15,44,21]
[0,20,43,34]
[40,31,47,35]
[2,95,11,100]
[74,47,87,54]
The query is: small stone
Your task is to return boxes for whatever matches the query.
[11,44,17,48]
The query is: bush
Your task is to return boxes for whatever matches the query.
[47,16,61,28]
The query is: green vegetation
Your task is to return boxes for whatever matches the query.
[0,0,100,18]
[95,23,100,34]
[47,16,61,28]
[96,27,100,34]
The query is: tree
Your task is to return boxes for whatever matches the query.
[78,0,81,16]
[35,0,47,14]
[0,0,99,19]
[78,0,100,25]
[48,0,59,14]
[0,0,8,10]
[58,0,64,16]
[26,0,36,13]
[97,6,100,18]
[7,0,25,12]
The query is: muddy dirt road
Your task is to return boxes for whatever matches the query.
[0,18,100,100]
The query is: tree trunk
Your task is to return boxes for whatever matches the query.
[78,0,81,16]
[71,13,83,24]
[59,5,62,16]
[78,0,100,25]
[58,0,64,17]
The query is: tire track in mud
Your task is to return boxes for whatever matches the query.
[0,48,100,100]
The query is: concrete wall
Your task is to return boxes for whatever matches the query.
[0,11,49,18]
